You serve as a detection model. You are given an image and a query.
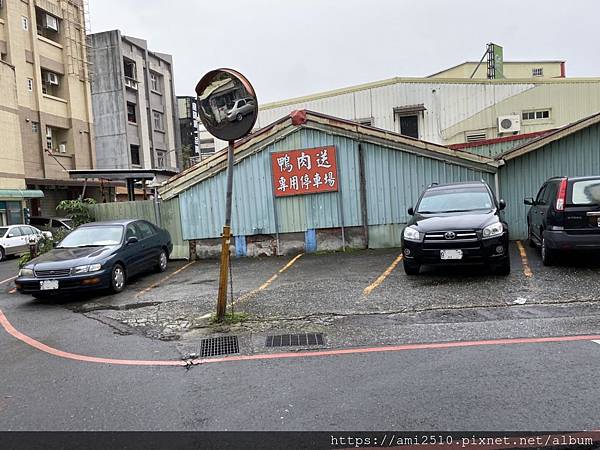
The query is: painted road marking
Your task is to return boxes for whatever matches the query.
[8,288,16,294]
[592,340,600,345]
[232,253,303,306]
[363,254,403,296]
[135,260,196,299]
[1,307,600,367]
[0,276,16,286]
[516,241,533,278]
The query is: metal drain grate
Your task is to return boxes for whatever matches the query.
[200,336,239,357]
[265,333,325,348]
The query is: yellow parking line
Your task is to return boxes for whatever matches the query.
[135,260,196,299]
[233,253,303,306]
[515,241,533,278]
[363,254,403,297]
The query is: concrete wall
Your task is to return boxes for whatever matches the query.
[0,60,27,190]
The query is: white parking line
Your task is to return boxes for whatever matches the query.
[591,340,600,345]
[0,276,17,286]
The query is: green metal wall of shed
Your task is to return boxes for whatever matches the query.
[179,127,496,240]
[499,122,600,240]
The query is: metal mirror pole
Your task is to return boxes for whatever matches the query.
[216,140,235,321]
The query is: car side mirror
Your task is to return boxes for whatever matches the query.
[407,207,414,216]
[126,236,139,245]
[498,199,506,210]
[523,197,535,206]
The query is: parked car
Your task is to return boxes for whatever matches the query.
[0,225,52,261]
[226,98,256,122]
[29,216,74,233]
[525,176,600,265]
[401,181,510,275]
[15,219,172,299]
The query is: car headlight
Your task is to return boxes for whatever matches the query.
[403,226,423,242]
[73,264,102,274]
[19,268,34,277]
[482,222,504,239]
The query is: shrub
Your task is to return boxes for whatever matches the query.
[56,198,96,227]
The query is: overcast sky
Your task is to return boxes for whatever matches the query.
[89,0,600,103]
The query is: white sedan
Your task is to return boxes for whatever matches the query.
[0,225,52,261]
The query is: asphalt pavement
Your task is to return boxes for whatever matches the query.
[2,246,600,431]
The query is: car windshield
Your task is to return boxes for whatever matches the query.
[417,186,493,214]
[57,225,124,248]
[0,227,7,237]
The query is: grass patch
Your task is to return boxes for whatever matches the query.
[210,311,249,325]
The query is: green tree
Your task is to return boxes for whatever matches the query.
[56,198,96,227]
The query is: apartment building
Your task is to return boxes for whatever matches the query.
[0,0,96,218]
[89,30,181,180]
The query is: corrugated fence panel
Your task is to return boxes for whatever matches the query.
[500,122,600,240]
[90,199,189,259]
[364,143,495,225]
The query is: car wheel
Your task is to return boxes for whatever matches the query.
[541,235,555,266]
[492,257,511,276]
[403,260,420,275]
[236,113,243,122]
[110,264,126,294]
[0,247,5,262]
[156,250,168,273]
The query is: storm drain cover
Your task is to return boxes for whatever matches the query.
[200,336,239,357]
[265,333,325,348]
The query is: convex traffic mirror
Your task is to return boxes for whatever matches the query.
[195,69,258,141]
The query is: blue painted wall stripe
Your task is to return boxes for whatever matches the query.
[305,229,317,253]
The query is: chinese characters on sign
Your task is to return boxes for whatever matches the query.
[271,146,339,197]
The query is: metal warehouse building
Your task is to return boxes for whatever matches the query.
[496,112,600,240]
[160,110,499,256]
[159,110,600,258]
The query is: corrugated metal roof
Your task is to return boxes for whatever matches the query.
[259,77,600,112]
[160,110,497,201]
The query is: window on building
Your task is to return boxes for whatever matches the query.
[45,127,53,150]
[41,69,61,97]
[532,67,544,77]
[22,16,29,30]
[156,151,166,168]
[522,109,551,121]
[27,78,34,91]
[127,102,137,123]
[399,115,419,139]
[465,130,487,142]
[35,8,60,41]
[153,111,164,130]
[130,144,140,166]
[123,59,136,79]
[31,122,39,133]
[150,72,161,93]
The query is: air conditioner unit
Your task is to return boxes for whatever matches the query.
[45,72,59,85]
[43,13,59,32]
[58,143,66,153]
[497,115,521,133]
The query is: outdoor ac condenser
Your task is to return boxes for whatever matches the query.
[497,115,521,133]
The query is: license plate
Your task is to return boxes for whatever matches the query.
[440,249,463,260]
[40,280,59,290]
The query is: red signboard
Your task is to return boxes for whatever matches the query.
[271,146,339,197]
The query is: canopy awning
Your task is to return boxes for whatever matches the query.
[0,189,44,199]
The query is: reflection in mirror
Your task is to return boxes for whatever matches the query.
[196,69,258,141]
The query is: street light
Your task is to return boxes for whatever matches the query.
[195,69,258,321]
